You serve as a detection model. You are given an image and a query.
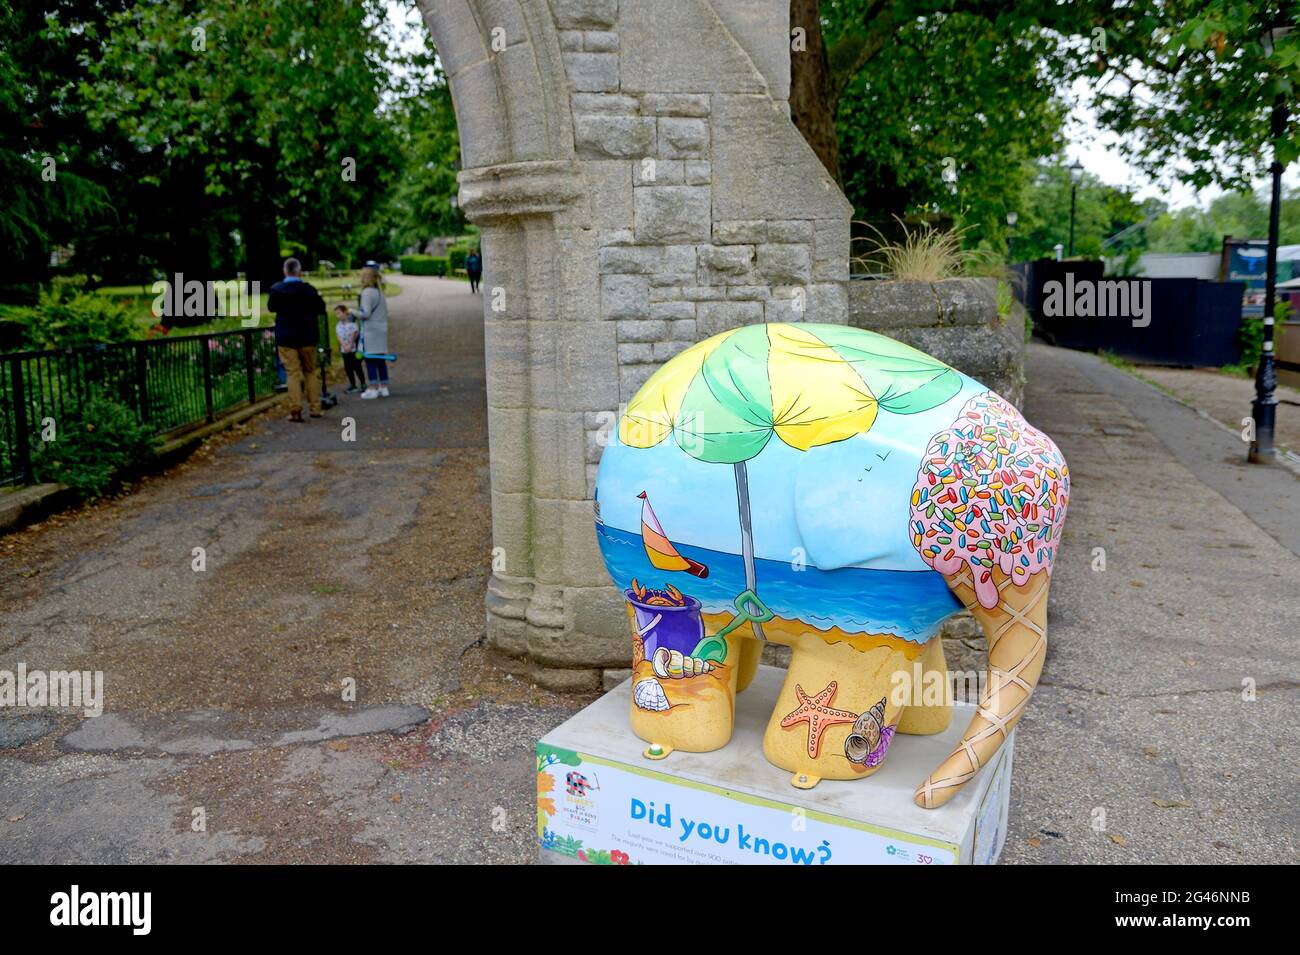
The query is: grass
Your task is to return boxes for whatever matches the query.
[1099,350,1182,400]
[1099,350,1135,371]
[94,272,403,338]
[852,217,976,280]
[1217,363,1254,379]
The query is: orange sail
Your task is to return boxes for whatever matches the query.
[638,491,709,578]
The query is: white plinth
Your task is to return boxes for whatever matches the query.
[537,664,1013,865]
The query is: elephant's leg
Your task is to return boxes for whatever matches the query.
[735,637,763,693]
[628,609,744,758]
[896,636,954,736]
[763,634,910,788]
[914,566,1049,809]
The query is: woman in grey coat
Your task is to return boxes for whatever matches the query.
[353,265,390,398]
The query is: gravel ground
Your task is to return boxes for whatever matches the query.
[0,276,585,864]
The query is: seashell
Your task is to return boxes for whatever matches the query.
[651,646,714,680]
[845,698,889,765]
[633,678,670,712]
[844,732,873,764]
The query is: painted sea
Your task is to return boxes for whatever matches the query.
[596,522,962,643]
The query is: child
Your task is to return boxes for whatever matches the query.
[333,304,364,393]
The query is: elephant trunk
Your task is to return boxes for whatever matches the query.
[914,566,1050,810]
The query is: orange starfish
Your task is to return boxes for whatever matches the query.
[780,681,858,758]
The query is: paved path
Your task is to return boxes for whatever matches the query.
[997,344,1299,863]
[0,276,580,863]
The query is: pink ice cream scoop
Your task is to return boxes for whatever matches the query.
[909,391,1070,610]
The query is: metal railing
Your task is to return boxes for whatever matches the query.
[1,319,332,488]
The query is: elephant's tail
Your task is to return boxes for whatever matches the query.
[913,565,1049,809]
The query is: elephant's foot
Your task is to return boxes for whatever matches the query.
[643,742,673,760]
[763,637,909,785]
[628,634,743,755]
[790,771,821,789]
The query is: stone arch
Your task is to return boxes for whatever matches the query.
[419,0,852,690]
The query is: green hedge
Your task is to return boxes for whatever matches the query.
[31,396,159,499]
[0,283,138,350]
[399,254,449,276]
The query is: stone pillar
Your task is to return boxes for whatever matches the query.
[421,0,852,690]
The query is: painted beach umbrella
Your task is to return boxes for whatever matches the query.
[618,323,962,639]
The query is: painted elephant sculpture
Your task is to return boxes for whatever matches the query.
[594,323,1069,809]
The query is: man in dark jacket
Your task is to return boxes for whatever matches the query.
[465,248,483,294]
[267,258,325,422]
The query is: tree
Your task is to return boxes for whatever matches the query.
[789,1,1097,242]
[1146,188,1300,252]
[789,2,1099,178]
[835,11,1066,242]
[1082,0,1300,192]
[82,0,402,286]
[388,71,463,251]
[0,1,127,296]
[363,36,464,257]
[1013,161,1153,260]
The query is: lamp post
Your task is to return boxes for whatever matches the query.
[1067,160,1084,257]
[1006,211,1018,260]
[1250,21,1291,464]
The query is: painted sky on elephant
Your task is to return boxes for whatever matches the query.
[597,372,988,573]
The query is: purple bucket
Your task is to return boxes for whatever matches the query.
[626,591,704,658]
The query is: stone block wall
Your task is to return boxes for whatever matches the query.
[848,277,1026,407]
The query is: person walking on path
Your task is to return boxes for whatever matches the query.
[466,247,482,294]
[353,264,391,399]
[268,257,325,422]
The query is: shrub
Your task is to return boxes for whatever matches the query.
[0,283,137,349]
[447,244,470,272]
[399,254,449,277]
[1233,299,1288,373]
[30,396,158,499]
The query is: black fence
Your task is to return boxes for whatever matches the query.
[1019,260,1246,367]
[1,321,332,488]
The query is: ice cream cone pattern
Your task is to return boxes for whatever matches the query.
[913,565,1049,809]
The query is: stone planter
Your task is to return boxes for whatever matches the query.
[847,276,1025,406]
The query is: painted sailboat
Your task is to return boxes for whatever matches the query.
[637,491,709,578]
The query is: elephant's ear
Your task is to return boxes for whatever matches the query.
[792,434,928,572]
